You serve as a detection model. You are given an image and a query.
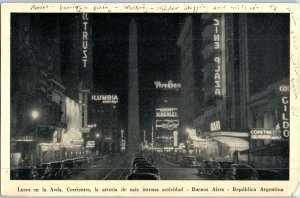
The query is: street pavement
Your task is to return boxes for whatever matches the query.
[70,154,214,180]
[71,155,130,180]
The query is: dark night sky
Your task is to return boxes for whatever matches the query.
[87,13,290,132]
[13,13,289,135]
[91,14,185,130]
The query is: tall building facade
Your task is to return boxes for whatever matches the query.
[11,14,94,167]
[89,94,121,154]
[153,80,181,151]
[176,16,203,143]
[177,14,289,171]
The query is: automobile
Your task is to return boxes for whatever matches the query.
[197,160,212,175]
[17,166,38,180]
[82,157,90,169]
[132,153,144,159]
[217,161,234,179]
[49,161,64,179]
[134,161,152,169]
[131,158,148,167]
[146,155,156,164]
[180,156,198,168]
[208,161,222,179]
[11,168,19,179]
[225,164,258,180]
[126,173,159,180]
[256,169,283,180]
[73,157,86,174]
[131,157,146,162]
[134,166,160,179]
[36,163,51,180]
[131,160,149,172]
[62,159,75,178]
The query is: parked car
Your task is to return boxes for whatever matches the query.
[225,164,258,180]
[134,166,159,179]
[134,161,152,169]
[17,166,38,180]
[36,163,51,180]
[217,161,234,179]
[126,173,159,180]
[49,161,64,179]
[131,158,148,168]
[256,169,283,180]
[10,168,20,179]
[62,159,75,178]
[72,157,90,174]
[198,160,213,175]
[131,160,147,172]
[180,156,198,168]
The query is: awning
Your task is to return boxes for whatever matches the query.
[212,136,249,151]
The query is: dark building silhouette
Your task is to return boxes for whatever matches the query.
[177,14,289,173]
[10,14,94,167]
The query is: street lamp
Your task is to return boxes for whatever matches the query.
[95,133,101,155]
[31,110,39,119]
[31,109,40,164]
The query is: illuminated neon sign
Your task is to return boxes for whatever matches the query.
[213,18,222,96]
[156,108,178,117]
[154,80,181,90]
[91,94,119,104]
[82,13,89,68]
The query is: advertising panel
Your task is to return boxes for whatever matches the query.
[90,94,119,104]
[154,80,181,90]
[155,108,179,131]
[250,128,282,140]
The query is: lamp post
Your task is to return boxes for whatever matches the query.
[120,129,124,153]
[31,109,40,164]
[95,133,100,155]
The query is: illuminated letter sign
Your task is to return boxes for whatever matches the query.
[82,13,88,68]
[155,119,179,130]
[13,136,34,142]
[210,120,221,131]
[154,80,181,90]
[213,17,222,96]
[250,129,281,140]
[156,108,178,118]
[281,96,289,138]
[91,94,119,104]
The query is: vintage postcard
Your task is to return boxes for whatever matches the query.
[1,2,299,197]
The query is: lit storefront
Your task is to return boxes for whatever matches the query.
[59,97,85,160]
[241,80,289,170]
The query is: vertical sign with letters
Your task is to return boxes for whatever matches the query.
[213,17,222,96]
[279,85,289,138]
[82,13,89,68]
[213,14,226,98]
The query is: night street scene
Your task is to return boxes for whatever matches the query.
[10,13,289,180]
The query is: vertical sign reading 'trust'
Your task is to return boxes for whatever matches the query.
[82,13,88,68]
